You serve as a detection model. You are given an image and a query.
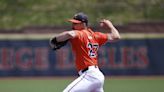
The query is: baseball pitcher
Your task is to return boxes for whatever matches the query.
[50,12,121,92]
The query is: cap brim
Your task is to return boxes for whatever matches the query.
[68,19,82,23]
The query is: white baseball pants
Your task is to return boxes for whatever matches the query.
[63,66,105,92]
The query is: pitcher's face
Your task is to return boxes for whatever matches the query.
[72,23,85,30]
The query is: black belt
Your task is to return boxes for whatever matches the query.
[81,67,88,73]
[81,65,97,73]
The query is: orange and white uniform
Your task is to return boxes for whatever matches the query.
[63,28,108,92]
[70,28,108,72]
[54,12,120,92]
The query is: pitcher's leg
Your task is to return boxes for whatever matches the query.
[93,88,104,92]
[63,73,92,92]
[88,69,105,92]
[90,76,104,92]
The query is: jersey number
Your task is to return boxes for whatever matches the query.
[87,42,99,58]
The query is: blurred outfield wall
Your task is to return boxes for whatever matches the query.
[0,23,164,76]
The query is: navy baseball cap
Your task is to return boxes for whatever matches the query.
[69,12,88,24]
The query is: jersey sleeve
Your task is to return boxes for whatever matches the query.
[95,32,108,46]
[70,31,81,43]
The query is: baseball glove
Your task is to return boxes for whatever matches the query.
[50,37,69,50]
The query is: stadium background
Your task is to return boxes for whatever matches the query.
[0,0,164,92]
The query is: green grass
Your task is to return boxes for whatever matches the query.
[0,0,164,29]
[105,78,164,92]
[0,77,164,92]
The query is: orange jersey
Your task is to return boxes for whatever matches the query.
[70,28,108,71]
